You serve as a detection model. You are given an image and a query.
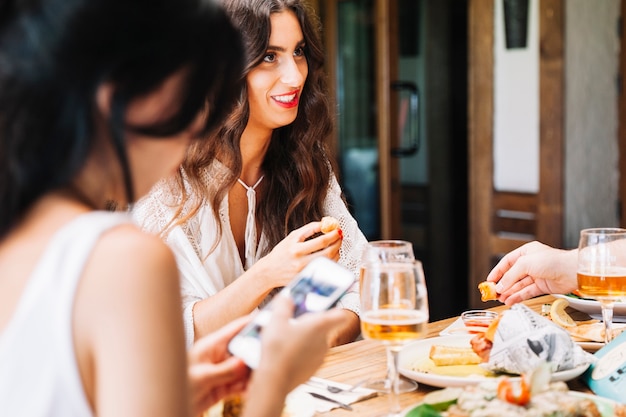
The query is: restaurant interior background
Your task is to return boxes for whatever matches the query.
[309,0,625,321]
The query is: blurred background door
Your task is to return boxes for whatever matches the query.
[318,0,469,320]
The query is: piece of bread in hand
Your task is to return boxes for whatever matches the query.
[320,216,339,233]
[429,345,482,366]
[478,281,498,302]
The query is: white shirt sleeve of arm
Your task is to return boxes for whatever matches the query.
[324,174,369,317]
[133,188,216,349]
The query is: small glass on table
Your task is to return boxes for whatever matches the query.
[360,259,429,416]
[577,228,626,344]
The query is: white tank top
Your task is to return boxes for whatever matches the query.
[0,211,131,417]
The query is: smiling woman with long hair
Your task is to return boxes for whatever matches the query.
[133,0,368,347]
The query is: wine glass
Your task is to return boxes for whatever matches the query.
[360,240,418,394]
[360,260,429,416]
[361,240,416,264]
[577,228,626,344]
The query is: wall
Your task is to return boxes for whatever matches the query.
[493,0,621,248]
[564,0,621,247]
[493,0,540,192]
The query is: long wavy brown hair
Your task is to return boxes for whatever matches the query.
[175,0,337,256]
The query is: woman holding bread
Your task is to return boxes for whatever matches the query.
[133,0,367,347]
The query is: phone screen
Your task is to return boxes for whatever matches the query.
[227,257,355,368]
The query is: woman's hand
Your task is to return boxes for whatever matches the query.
[187,316,252,416]
[486,241,578,305]
[253,221,343,290]
[242,295,346,417]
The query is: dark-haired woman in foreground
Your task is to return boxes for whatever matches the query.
[0,1,344,416]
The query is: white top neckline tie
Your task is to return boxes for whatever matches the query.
[237,175,264,269]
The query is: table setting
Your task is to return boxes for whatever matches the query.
[308,237,626,417]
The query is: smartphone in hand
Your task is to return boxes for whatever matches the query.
[227,257,355,369]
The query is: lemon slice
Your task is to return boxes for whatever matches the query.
[550,298,576,327]
[421,387,463,411]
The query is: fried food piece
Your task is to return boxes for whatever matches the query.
[469,315,500,362]
[429,345,482,366]
[320,216,339,233]
[222,395,244,417]
[478,281,498,302]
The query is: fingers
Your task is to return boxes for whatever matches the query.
[190,315,252,362]
[501,284,542,305]
[297,306,346,335]
[291,221,326,240]
[189,356,249,387]
[188,356,249,415]
[486,246,525,283]
[269,293,296,321]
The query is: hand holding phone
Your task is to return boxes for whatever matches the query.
[227,257,355,369]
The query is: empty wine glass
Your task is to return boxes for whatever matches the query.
[577,228,626,343]
[360,260,429,416]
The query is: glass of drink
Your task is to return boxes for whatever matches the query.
[360,240,418,394]
[577,228,626,343]
[361,240,415,265]
[360,260,429,416]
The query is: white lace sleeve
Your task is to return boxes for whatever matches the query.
[324,174,369,317]
[132,180,209,349]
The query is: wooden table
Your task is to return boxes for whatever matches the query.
[314,295,593,416]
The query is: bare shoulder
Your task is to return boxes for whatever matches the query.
[73,224,187,416]
[92,223,177,280]
[76,223,180,312]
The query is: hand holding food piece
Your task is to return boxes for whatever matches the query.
[320,216,339,234]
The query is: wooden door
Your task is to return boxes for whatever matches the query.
[468,0,564,308]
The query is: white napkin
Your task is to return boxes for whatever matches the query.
[299,376,378,413]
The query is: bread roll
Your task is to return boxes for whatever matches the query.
[320,216,339,233]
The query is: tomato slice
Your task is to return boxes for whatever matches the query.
[497,377,531,406]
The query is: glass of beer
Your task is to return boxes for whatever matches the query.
[360,260,429,416]
[359,240,418,394]
[577,228,626,343]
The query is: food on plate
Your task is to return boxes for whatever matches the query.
[446,380,605,417]
[567,321,626,342]
[428,345,482,366]
[549,298,577,327]
[468,314,500,362]
[478,281,498,302]
[420,387,464,412]
[469,304,594,375]
[405,362,626,417]
[320,216,339,233]
[545,298,626,342]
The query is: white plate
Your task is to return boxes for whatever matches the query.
[398,334,589,388]
[552,293,626,321]
[400,391,620,416]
